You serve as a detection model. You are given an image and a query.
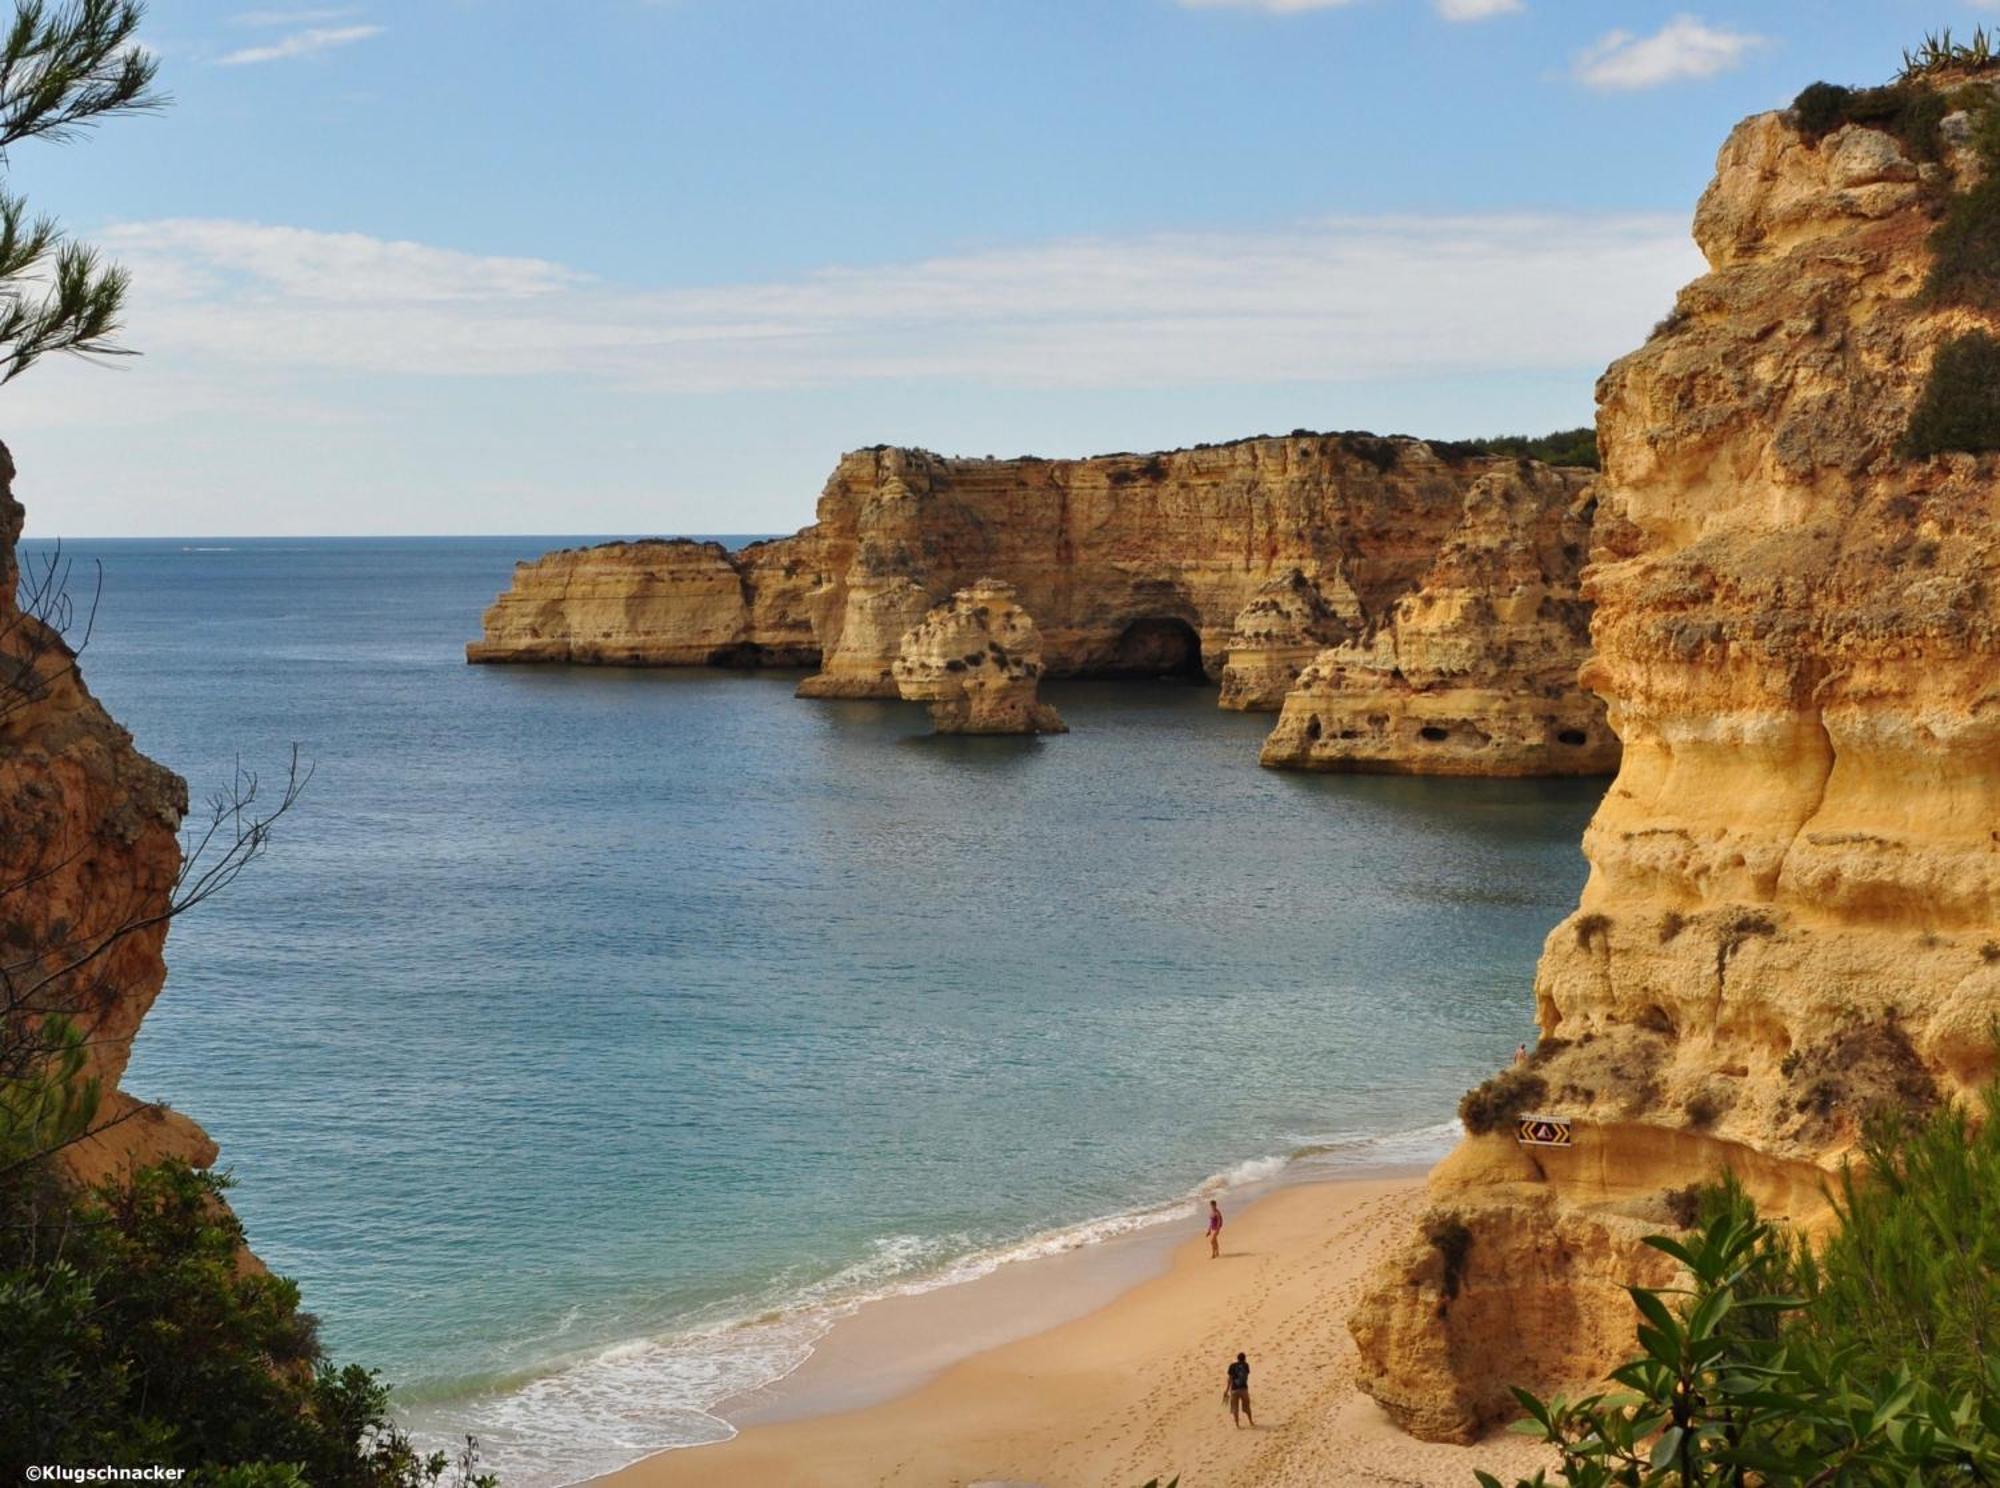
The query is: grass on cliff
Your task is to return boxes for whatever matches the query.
[1480,1090,2000,1485]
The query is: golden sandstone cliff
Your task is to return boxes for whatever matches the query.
[1353,73,2000,1440]
[1259,461,1617,776]
[891,579,1067,735]
[0,443,212,1189]
[470,437,1612,776]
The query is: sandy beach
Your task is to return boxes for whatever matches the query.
[600,1176,1553,1488]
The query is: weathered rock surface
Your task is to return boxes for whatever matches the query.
[1259,463,1617,776]
[469,437,1606,770]
[0,443,208,1189]
[892,580,1067,735]
[466,538,819,666]
[1353,86,2000,1439]
[1216,566,1360,710]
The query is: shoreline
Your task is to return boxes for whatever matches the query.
[594,1173,1553,1488]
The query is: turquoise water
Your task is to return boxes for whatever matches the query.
[29,536,1601,1484]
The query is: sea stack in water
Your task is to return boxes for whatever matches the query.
[468,435,1610,774]
[1258,462,1615,776]
[1352,74,2000,1439]
[892,580,1067,735]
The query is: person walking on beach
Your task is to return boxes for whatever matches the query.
[1224,1352,1253,1427]
[1206,1198,1223,1259]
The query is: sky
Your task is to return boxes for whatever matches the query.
[6,0,1994,537]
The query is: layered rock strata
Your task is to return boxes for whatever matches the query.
[891,579,1067,735]
[1259,463,1617,776]
[469,438,1606,771]
[1216,565,1361,710]
[0,444,209,1188]
[1353,78,2000,1439]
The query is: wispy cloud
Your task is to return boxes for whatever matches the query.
[86,213,1700,396]
[1436,0,1523,20]
[217,23,380,65]
[232,6,357,23]
[1176,0,1364,12]
[1572,14,1766,91]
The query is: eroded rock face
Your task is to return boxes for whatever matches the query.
[1260,464,1617,776]
[892,579,1067,735]
[466,538,820,666]
[1216,566,1361,710]
[1354,93,2000,1439]
[469,437,1604,767]
[0,443,208,1188]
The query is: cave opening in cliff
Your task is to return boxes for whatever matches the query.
[1106,618,1206,681]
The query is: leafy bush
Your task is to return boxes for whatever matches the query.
[0,1015,495,1487]
[1459,1067,1547,1136]
[1903,330,2000,456]
[1789,79,1949,160]
[1479,1092,2000,1486]
[1434,428,1600,470]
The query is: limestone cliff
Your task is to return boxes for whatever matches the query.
[892,579,1067,735]
[0,443,209,1188]
[1353,74,2000,1440]
[1215,566,1360,711]
[1258,463,1617,776]
[466,537,819,666]
[471,437,1606,772]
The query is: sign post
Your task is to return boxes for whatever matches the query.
[1516,1113,1573,1148]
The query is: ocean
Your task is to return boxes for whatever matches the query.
[26,535,1602,1485]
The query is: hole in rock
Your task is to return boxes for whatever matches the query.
[1107,618,1205,680]
[1418,725,1450,743]
[1557,729,1589,747]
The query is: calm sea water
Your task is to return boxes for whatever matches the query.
[25,535,1601,1485]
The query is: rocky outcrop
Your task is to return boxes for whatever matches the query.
[891,580,1067,735]
[1259,463,1617,776]
[0,443,208,1189]
[1216,566,1360,710]
[469,437,1605,770]
[1353,77,2000,1439]
[466,538,819,666]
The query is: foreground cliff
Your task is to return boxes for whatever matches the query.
[1353,71,2000,1439]
[470,436,1610,772]
[0,443,209,1187]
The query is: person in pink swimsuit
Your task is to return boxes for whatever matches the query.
[1207,1198,1223,1259]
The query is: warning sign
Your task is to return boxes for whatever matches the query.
[1517,1113,1573,1148]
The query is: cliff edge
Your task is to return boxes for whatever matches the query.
[0,443,211,1187]
[1353,71,2000,1440]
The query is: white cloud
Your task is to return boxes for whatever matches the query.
[216,23,381,65]
[1177,0,1364,12]
[69,213,1700,399]
[1436,0,1523,19]
[1572,14,1765,91]
[232,6,358,24]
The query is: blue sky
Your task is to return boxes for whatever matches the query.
[8,0,1991,536]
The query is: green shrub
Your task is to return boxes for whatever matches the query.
[1479,1091,2000,1487]
[1788,78,1949,159]
[1434,428,1600,470]
[1903,330,2000,456]
[1458,1066,1547,1136]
